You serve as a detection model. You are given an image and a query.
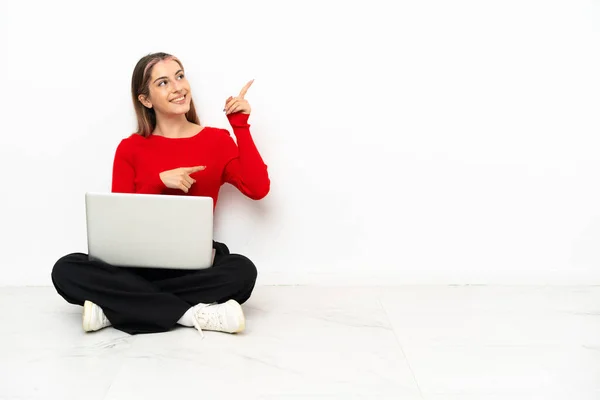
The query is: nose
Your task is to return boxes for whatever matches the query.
[172,79,183,92]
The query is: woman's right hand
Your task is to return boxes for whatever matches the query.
[159,166,206,193]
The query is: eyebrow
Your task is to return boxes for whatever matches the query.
[153,69,184,84]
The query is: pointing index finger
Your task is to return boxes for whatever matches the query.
[238,79,254,98]
[186,166,206,173]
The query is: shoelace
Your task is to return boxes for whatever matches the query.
[192,304,224,339]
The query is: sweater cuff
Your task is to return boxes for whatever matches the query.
[227,112,250,128]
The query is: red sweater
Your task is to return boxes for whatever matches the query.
[111,113,270,207]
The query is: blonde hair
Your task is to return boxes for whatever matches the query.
[131,52,200,137]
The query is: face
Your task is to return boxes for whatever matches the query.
[139,59,192,116]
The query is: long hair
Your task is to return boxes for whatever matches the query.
[131,52,200,137]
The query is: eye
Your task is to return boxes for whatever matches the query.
[177,74,185,80]
[158,80,167,87]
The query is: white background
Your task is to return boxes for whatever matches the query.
[1,0,599,286]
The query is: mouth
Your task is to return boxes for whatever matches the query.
[170,94,187,104]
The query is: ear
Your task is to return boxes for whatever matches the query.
[138,94,153,109]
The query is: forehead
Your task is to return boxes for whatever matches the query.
[150,59,183,79]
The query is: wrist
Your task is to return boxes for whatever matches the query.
[227,112,250,127]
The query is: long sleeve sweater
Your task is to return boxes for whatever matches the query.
[111,113,270,207]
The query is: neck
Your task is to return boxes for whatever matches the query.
[153,113,193,138]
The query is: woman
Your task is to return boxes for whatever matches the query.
[51,52,270,336]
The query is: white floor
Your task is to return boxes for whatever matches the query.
[1,286,600,400]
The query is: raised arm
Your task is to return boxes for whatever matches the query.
[220,80,270,199]
[221,113,270,199]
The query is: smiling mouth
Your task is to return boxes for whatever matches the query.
[171,94,186,103]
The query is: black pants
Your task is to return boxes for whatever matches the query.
[51,241,257,335]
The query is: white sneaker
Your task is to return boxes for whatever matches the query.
[83,300,112,332]
[192,300,246,336]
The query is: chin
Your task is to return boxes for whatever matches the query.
[170,104,191,114]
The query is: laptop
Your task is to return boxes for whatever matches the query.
[85,192,214,269]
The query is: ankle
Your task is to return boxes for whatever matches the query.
[177,307,196,327]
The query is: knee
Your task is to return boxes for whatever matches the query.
[51,253,86,284]
[231,254,258,285]
[213,241,230,256]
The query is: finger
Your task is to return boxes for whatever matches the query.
[225,99,237,114]
[225,99,240,114]
[223,96,234,111]
[179,184,189,193]
[228,103,244,114]
[238,79,254,98]
[185,165,206,173]
[181,179,191,190]
[235,100,250,114]
[183,175,195,186]
[224,97,236,112]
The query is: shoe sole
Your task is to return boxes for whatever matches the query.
[82,300,94,332]
[228,300,246,333]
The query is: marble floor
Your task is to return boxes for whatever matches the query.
[1,285,599,399]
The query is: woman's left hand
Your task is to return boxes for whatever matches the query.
[224,79,254,115]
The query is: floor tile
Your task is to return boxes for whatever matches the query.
[404,344,600,396]
[3,285,599,400]
[0,288,131,400]
[103,287,420,399]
